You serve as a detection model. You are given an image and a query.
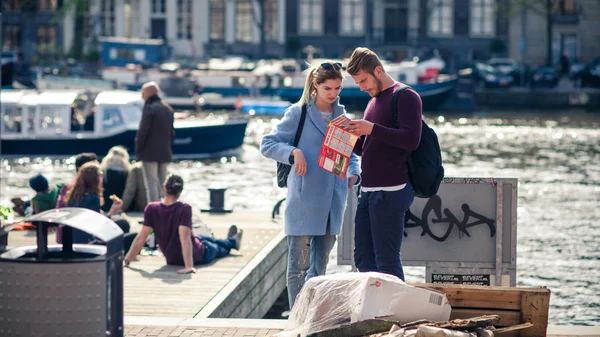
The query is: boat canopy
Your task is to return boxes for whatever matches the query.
[30,90,81,106]
[95,90,142,105]
[0,90,34,105]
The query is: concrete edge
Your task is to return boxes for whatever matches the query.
[124,316,287,330]
[123,318,600,335]
[124,316,187,327]
[547,325,600,336]
[179,318,287,329]
[195,230,287,318]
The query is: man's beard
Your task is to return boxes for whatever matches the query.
[370,76,383,97]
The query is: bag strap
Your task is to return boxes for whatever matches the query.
[292,104,308,147]
[391,84,412,129]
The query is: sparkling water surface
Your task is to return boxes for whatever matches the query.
[1,109,599,325]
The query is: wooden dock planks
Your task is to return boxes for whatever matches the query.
[4,211,286,319]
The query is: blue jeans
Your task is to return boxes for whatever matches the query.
[199,236,236,265]
[354,186,414,281]
[286,223,336,309]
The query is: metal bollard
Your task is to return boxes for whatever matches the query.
[201,187,232,213]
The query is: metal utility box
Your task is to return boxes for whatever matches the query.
[338,177,518,287]
[0,208,125,337]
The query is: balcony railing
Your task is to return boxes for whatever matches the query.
[552,13,579,24]
[372,27,408,46]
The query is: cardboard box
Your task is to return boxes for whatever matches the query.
[358,273,452,323]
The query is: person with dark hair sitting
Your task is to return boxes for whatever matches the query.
[12,173,61,216]
[29,173,60,214]
[123,174,243,274]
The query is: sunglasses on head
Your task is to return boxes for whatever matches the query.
[320,62,342,71]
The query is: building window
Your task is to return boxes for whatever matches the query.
[553,0,579,15]
[299,0,323,34]
[101,0,116,36]
[264,0,279,41]
[177,0,193,39]
[552,32,577,64]
[152,0,166,14]
[209,0,225,40]
[38,0,58,11]
[37,25,57,47]
[428,0,453,36]
[470,0,494,36]
[236,0,253,42]
[2,0,21,11]
[2,25,21,51]
[340,0,364,35]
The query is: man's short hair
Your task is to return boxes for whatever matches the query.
[142,81,161,93]
[346,47,385,76]
[75,152,98,171]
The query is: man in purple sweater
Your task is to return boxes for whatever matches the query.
[347,47,422,281]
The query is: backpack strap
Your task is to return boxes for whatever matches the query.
[391,84,412,128]
[292,104,308,147]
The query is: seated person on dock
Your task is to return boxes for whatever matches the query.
[61,162,136,250]
[29,173,61,214]
[120,161,148,212]
[123,174,243,274]
[101,145,131,213]
[11,173,62,216]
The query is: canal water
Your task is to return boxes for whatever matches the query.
[1,109,599,325]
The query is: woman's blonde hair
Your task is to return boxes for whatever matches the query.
[64,161,104,206]
[101,146,131,172]
[298,61,344,106]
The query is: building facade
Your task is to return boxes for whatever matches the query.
[508,0,600,66]
[124,0,287,59]
[284,0,509,65]
[3,0,515,66]
[1,0,65,66]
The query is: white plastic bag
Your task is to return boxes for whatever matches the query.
[278,272,452,337]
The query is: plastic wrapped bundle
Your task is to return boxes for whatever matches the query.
[278,272,452,337]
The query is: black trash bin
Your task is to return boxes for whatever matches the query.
[0,208,125,337]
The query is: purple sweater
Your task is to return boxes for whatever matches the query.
[353,82,422,188]
[144,202,204,266]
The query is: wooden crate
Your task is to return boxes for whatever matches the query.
[410,283,551,337]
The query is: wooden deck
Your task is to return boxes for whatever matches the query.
[4,211,288,319]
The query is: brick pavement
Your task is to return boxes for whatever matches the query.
[124,326,282,337]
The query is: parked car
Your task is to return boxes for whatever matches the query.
[487,58,530,86]
[470,62,513,88]
[572,58,600,88]
[531,67,559,88]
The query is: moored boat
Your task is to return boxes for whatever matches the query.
[101,59,458,111]
[0,90,248,159]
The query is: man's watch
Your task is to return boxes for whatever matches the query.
[289,154,295,165]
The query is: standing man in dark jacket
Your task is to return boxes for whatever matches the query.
[347,47,422,281]
[136,81,175,202]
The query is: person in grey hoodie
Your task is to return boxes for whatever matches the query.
[136,81,175,203]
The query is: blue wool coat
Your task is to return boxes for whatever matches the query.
[261,97,360,236]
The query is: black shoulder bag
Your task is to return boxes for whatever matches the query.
[276,104,307,188]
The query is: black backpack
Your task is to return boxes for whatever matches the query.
[276,104,307,187]
[392,85,444,198]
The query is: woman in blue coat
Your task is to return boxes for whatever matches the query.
[261,61,360,309]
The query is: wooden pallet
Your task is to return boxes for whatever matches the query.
[411,283,551,337]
